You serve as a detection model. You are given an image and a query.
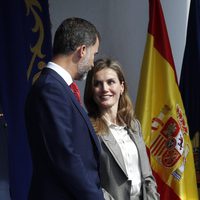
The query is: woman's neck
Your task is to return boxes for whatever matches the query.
[101,109,117,124]
[102,113,117,124]
[101,107,126,126]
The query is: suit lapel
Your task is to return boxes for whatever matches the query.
[101,133,128,177]
[66,87,101,152]
[127,127,147,179]
[42,68,101,153]
[128,129,140,148]
[127,128,142,162]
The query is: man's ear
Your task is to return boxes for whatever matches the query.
[77,45,86,58]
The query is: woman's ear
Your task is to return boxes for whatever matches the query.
[120,81,125,95]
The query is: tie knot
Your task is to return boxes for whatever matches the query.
[70,82,81,103]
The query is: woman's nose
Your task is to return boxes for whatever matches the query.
[102,83,109,91]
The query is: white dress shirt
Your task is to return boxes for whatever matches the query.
[46,62,73,85]
[106,120,141,198]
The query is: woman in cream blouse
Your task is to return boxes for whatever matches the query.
[84,58,160,200]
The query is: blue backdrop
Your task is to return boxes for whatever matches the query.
[179,0,200,139]
[0,1,52,199]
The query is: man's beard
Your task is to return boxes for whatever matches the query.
[77,64,88,80]
[77,49,91,80]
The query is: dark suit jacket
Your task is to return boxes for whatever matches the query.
[99,120,160,200]
[25,68,104,200]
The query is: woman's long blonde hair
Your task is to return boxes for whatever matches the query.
[84,58,135,135]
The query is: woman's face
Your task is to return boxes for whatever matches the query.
[93,68,124,111]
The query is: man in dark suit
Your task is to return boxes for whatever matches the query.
[25,17,104,200]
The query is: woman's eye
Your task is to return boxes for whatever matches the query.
[108,80,115,85]
[94,81,101,87]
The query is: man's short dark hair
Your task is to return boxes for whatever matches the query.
[53,17,100,56]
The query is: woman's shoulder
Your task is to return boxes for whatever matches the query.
[131,118,142,133]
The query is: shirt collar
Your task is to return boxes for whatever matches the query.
[46,62,73,85]
[103,116,126,129]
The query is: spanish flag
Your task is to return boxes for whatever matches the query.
[135,0,198,199]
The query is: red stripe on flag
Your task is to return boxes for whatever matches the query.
[157,143,166,157]
[154,139,165,156]
[153,170,181,200]
[146,147,181,200]
[148,0,178,84]
[150,135,165,155]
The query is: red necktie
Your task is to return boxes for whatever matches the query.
[70,82,81,103]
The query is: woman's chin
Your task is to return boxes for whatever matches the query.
[99,103,112,109]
